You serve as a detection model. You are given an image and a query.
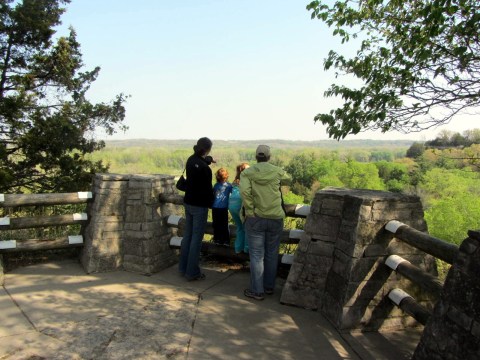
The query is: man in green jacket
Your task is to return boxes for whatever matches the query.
[240,145,290,300]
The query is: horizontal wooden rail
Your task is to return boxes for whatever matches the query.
[385,255,443,297]
[386,220,459,264]
[0,192,92,207]
[166,215,303,244]
[283,204,311,218]
[159,193,184,205]
[169,236,293,265]
[388,288,431,325]
[0,235,84,253]
[0,213,88,230]
[159,194,311,218]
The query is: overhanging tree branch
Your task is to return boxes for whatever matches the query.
[308,0,480,139]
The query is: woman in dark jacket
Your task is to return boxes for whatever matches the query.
[179,137,214,280]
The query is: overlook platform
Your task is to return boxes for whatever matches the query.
[0,260,422,360]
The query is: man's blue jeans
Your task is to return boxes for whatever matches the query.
[179,204,208,280]
[245,216,284,294]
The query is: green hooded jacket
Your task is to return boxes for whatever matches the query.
[239,162,291,219]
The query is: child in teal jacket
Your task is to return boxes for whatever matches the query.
[228,163,250,253]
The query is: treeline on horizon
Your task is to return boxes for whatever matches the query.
[104,138,415,149]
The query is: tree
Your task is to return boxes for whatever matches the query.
[422,168,480,244]
[406,142,426,158]
[0,0,127,192]
[463,129,480,144]
[375,161,409,192]
[285,153,319,189]
[336,160,385,190]
[307,0,480,139]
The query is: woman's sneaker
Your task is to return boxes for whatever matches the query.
[264,288,274,295]
[244,289,264,301]
[186,273,206,281]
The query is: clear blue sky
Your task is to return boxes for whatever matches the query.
[57,0,477,142]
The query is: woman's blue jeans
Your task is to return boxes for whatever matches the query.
[179,204,208,280]
[245,216,283,294]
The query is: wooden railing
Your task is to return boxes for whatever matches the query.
[159,193,310,265]
[0,192,92,253]
[384,220,459,325]
[159,194,311,218]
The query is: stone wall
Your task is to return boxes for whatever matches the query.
[81,174,180,274]
[280,188,437,331]
[413,230,480,360]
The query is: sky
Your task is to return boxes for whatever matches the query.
[57,0,477,142]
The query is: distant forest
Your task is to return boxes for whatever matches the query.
[105,138,415,150]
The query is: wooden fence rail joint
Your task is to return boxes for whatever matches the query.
[72,213,88,221]
[0,240,16,250]
[167,215,182,226]
[68,235,84,245]
[385,254,410,271]
[385,220,459,264]
[385,220,404,233]
[77,192,92,199]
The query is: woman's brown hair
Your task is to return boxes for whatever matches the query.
[233,163,249,184]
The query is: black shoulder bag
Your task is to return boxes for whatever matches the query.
[176,167,187,192]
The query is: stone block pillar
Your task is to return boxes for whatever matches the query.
[123,175,178,274]
[280,188,437,331]
[413,230,480,360]
[81,174,179,274]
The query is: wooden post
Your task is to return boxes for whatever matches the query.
[388,288,432,325]
[159,194,310,218]
[166,215,302,244]
[0,192,92,207]
[0,214,88,230]
[158,193,184,205]
[169,237,293,266]
[386,220,459,264]
[0,254,4,286]
[0,236,84,253]
[385,255,443,297]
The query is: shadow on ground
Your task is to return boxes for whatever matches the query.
[0,260,422,359]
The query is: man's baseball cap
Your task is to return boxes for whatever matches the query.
[256,145,271,158]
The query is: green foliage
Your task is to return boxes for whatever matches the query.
[285,153,319,188]
[422,169,480,244]
[336,160,385,190]
[0,0,127,192]
[375,161,410,192]
[282,191,304,205]
[422,144,480,171]
[307,0,480,139]
[425,194,480,245]
[406,142,426,159]
[369,151,394,162]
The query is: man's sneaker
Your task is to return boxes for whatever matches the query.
[244,289,264,301]
[264,288,274,295]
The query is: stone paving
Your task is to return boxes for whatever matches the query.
[0,260,422,359]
